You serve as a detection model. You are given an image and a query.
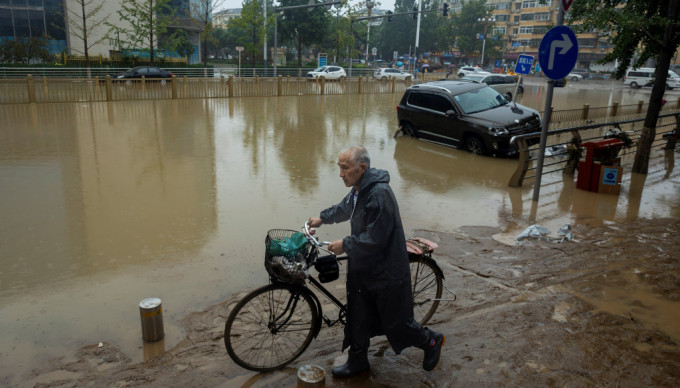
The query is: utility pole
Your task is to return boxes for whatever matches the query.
[263,0,267,71]
[415,0,422,63]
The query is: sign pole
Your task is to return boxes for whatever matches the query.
[532,5,567,204]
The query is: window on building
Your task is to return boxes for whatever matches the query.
[492,27,507,35]
[578,38,597,48]
[13,9,30,37]
[533,26,549,34]
[496,2,510,10]
[0,8,13,36]
[519,26,533,34]
[522,1,536,8]
[535,12,551,21]
[28,10,44,37]
[521,13,534,21]
[495,14,508,22]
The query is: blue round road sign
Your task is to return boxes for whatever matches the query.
[538,26,578,80]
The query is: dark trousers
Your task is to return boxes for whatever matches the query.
[345,271,430,360]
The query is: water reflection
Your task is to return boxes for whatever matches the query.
[0,101,217,297]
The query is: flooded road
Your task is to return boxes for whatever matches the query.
[1,80,679,385]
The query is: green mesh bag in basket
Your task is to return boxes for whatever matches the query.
[264,230,310,283]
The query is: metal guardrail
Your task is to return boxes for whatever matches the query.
[508,111,680,188]
[0,67,219,79]
[0,67,387,79]
[0,74,416,104]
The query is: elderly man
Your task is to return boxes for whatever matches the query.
[308,145,445,378]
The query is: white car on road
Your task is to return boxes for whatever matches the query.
[373,68,412,81]
[306,66,346,80]
[457,66,492,78]
[566,73,583,81]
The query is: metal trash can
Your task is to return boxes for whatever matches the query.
[297,364,326,388]
[139,297,164,342]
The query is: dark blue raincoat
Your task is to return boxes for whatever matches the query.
[320,168,428,355]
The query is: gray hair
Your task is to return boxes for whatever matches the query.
[343,145,371,169]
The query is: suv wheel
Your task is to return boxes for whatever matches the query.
[464,136,486,155]
[629,81,638,88]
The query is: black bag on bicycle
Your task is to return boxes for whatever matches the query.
[314,255,339,283]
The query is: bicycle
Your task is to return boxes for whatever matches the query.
[224,221,448,372]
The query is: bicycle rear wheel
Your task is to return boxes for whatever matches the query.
[409,256,443,325]
[224,283,319,372]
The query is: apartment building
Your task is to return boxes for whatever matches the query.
[484,0,612,69]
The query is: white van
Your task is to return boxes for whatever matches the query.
[623,67,680,89]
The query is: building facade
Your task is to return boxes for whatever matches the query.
[480,0,614,70]
[0,0,67,54]
[1,0,203,63]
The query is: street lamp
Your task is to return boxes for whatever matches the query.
[477,17,495,67]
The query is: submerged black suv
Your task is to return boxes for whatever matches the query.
[396,80,542,156]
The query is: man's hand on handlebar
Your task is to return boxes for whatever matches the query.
[307,217,322,228]
[327,239,345,255]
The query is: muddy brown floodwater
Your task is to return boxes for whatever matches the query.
[1,79,679,387]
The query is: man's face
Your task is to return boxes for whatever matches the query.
[337,150,366,188]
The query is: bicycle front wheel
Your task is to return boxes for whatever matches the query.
[409,256,443,325]
[224,283,319,372]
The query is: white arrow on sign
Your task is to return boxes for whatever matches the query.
[548,33,574,70]
[520,64,527,73]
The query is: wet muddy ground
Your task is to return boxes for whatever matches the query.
[25,218,680,387]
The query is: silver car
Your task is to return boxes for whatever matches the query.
[461,74,523,100]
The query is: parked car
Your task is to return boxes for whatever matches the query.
[460,74,523,101]
[457,66,492,78]
[374,68,412,81]
[566,73,583,81]
[569,68,590,79]
[623,67,680,89]
[115,66,172,80]
[306,65,346,80]
[396,80,542,156]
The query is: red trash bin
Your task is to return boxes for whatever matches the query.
[576,138,624,192]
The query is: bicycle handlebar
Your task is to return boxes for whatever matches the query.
[304,221,332,247]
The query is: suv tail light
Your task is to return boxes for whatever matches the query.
[396,105,400,112]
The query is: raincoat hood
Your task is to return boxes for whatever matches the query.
[357,168,390,193]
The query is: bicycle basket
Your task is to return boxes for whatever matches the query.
[264,229,310,283]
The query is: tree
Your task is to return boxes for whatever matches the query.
[450,0,490,64]
[106,0,176,65]
[231,0,269,66]
[0,37,53,64]
[210,28,230,59]
[569,0,680,174]
[185,0,226,66]
[277,0,330,68]
[61,0,110,70]
[321,3,354,63]
[166,29,196,58]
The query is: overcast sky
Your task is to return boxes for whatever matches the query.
[218,0,398,12]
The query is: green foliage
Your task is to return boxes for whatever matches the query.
[231,0,273,66]
[568,0,680,79]
[106,0,176,64]
[450,0,489,61]
[165,29,196,58]
[0,37,55,64]
[568,0,680,174]
[277,0,331,67]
